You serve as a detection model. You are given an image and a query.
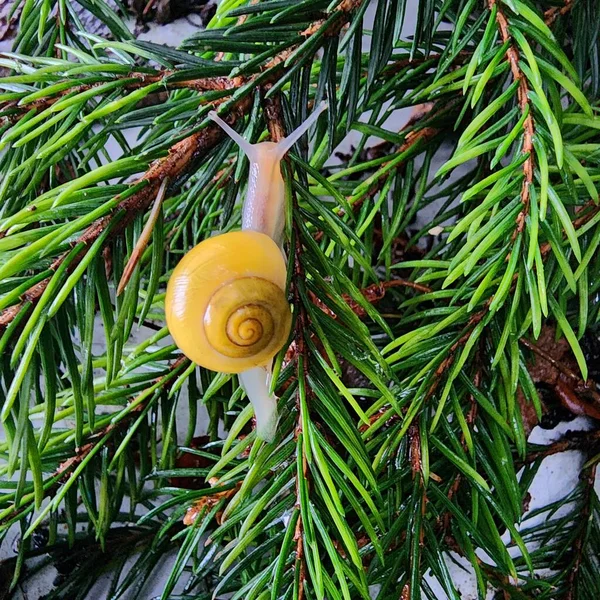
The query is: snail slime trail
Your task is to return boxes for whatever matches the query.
[165,102,328,442]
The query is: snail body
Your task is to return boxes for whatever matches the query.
[166,102,327,441]
[241,142,286,245]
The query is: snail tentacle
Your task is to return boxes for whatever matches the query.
[208,111,258,161]
[273,101,328,159]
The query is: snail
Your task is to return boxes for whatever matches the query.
[166,102,327,442]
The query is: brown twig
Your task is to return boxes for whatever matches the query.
[520,337,584,384]
[0,71,243,125]
[183,482,242,526]
[489,0,535,235]
[538,198,600,262]
[572,199,600,230]
[439,369,480,533]
[403,424,427,598]
[544,0,574,26]
[349,121,443,207]
[378,278,432,294]
[382,51,473,76]
[358,407,401,432]
[523,429,600,464]
[310,278,431,319]
[117,177,169,296]
[409,423,422,478]
[425,302,489,403]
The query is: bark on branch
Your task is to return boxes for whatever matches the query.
[0,72,242,123]
[544,0,574,26]
[489,0,535,235]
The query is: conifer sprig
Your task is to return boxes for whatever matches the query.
[0,0,599,598]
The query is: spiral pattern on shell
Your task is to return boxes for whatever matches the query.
[204,277,291,360]
[165,231,292,373]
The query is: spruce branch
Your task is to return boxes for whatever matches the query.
[0,70,242,125]
[488,0,535,235]
[1,0,599,597]
[266,93,311,600]
[438,370,480,535]
[318,97,455,235]
[0,355,189,530]
[565,462,598,600]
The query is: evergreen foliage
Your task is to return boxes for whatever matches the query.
[0,0,599,598]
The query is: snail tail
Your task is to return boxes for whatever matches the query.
[239,367,279,442]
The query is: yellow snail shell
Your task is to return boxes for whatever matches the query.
[165,230,292,374]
